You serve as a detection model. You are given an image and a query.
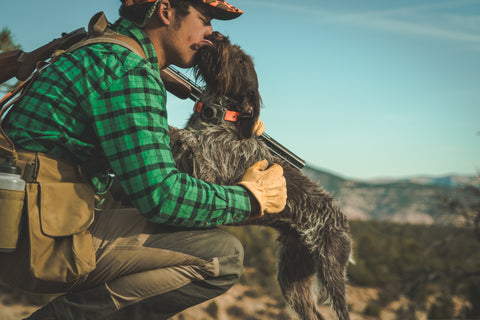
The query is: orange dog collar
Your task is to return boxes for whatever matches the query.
[194,101,241,122]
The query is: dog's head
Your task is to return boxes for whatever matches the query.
[193,32,261,138]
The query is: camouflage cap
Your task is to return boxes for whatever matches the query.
[123,0,243,20]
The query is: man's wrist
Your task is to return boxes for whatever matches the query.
[245,188,261,218]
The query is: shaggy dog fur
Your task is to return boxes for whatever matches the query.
[168,32,352,320]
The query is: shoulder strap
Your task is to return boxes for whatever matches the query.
[66,35,147,60]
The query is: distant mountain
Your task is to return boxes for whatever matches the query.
[364,174,480,188]
[302,165,479,225]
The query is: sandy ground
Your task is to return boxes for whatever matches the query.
[0,284,444,320]
[1,284,380,320]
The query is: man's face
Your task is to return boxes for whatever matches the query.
[168,4,214,68]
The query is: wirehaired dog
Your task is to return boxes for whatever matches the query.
[168,32,352,320]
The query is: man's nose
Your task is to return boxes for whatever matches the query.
[204,25,213,37]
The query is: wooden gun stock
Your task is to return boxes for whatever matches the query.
[0,50,22,84]
[160,67,203,101]
[160,68,193,100]
[0,28,87,85]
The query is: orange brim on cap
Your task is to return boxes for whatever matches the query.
[200,0,243,20]
[123,0,243,20]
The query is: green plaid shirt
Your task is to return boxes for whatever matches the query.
[3,18,251,228]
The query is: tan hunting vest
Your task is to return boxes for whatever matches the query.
[0,12,146,284]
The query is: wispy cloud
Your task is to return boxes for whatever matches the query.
[335,13,480,43]
[351,0,480,17]
[246,0,480,44]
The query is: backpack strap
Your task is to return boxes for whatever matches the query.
[66,35,147,60]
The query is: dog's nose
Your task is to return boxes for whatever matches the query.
[208,31,225,42]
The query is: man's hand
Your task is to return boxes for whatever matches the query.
[237,159,287,217]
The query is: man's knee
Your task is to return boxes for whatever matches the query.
[144,226,245,287]
[208,229,244,288]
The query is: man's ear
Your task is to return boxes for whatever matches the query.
[157,0,173,25]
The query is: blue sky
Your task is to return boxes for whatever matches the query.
[2,0,479,179]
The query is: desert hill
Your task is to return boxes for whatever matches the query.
[303,165,479,225]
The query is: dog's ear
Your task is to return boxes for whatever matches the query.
[238,88,261,139]
[236,56,261,139]
[193,32,262,138]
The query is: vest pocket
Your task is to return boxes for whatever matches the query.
[26,180,96,283]
[39,182,95,236]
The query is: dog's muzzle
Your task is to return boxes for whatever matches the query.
[194,101,241,125]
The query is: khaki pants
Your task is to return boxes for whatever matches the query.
[0,208,244,319]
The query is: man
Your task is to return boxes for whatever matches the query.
[0,0,287,319]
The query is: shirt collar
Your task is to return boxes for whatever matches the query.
[112,18,159,71]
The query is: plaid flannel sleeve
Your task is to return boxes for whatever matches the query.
[88,65,251,228]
